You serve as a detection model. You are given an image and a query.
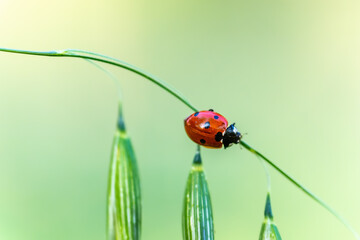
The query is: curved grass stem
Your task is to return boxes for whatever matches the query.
[240,140,360,240]
[80,58,123,100]
[1,46,358,239]
[0,47,198,112]
[258,155,272,193]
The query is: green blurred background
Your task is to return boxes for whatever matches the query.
[1,0,360,239]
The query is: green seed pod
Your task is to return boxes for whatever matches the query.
[259,194,282,240]
[182,151,214,240]
[107,106,141,240]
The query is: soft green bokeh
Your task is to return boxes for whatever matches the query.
[1,0,360,239]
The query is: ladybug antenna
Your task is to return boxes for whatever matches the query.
[223,123,242,149]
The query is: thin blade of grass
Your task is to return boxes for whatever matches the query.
[241,140,360,240]
[182,151,214,240]
[1,46,358,239]
[0,47,198,112]
[259,194,282,240]
[107,105,141,240]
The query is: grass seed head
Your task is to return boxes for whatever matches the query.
[107,109,141,240]
[259,194,282,240]
[182,151,214,240]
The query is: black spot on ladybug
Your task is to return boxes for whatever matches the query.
[208,109,214,112]
[214,115,219,120]
[215,132,223,142]
[204,121,210,129]
[194,112,199,117]
[200,139,206,144]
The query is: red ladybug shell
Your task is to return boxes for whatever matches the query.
[184,110,228,148]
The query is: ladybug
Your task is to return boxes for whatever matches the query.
[184,109,242,149]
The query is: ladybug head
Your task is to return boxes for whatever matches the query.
[223,123,242,149]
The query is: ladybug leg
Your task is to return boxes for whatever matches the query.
[208,109,214,112]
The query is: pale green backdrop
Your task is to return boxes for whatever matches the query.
[0,0,360,239]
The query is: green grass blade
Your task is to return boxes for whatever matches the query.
[0,47,198,112]
[182,151,214,240]
[1,46,358,239]
[241,140,360,240]
[259,194,282,240]
[107,106,141,240]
